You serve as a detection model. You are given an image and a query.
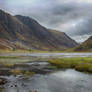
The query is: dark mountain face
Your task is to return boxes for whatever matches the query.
[15,15,78,50]
[0,10,34,50]
[0,10,78,50]
[48,29,78,48]
[75,36,92,51]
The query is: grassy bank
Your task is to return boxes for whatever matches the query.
[0,56,33,65]
[0,49,92,54]
[0,49,71,54]
[49,57,92,73]
[0,49,31,54]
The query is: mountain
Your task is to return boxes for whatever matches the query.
[48,29,77,48]
[75,36,92,51]
[0,10,78,51]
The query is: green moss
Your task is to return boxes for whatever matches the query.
[24,71,32,76]
[0,56,18,59]
[11,69,35,76]
[0,89,2,92]
[49,57,92,73]
[11,70,23,75]
[2,63,14,67]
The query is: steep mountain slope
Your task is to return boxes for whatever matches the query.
[0,10,78,50]
[48,29,77,48]
[0,10,36,50]
[75,36,92,51]
[15,15,78,50]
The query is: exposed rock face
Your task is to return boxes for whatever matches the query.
[0,10,78,50]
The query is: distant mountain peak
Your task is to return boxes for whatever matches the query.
[75,36,92,51]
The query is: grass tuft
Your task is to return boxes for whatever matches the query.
[49,57,92,73]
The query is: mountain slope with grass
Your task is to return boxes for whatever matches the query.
[75,36,92,51]
[0,10,78,51]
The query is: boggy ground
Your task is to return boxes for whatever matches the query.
[0,60,57,90]
[49,57,92,73]
[0,56,92,92]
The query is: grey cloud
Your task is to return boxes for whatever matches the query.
[68,18,92,36]
[0,0,92,42]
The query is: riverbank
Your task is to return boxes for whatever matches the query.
[1,55,92,74]
[49,57,92,73]
[0,49,92,54]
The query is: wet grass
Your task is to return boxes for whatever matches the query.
[0,49,31,54]
[0,56,19,59]
[0,56,33,65]
[0,49,90,54]
[11,69,35,76]
[49,57,92,73]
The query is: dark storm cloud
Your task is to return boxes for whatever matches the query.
[68,18,92,36]
[0,0,92,42]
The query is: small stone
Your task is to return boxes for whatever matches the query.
[0,78,7,85]
[15,84,17,87]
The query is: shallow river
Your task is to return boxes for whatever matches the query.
[0,53,92,92]
[1,53,92,58]
[0,61,92,92]
[1,69,92,92]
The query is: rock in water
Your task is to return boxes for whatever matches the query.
[0,78,7,85]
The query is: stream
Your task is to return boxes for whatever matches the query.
[0,61,92,92]
[1,52,92,57]
[0,53,92,92]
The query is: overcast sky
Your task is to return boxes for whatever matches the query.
[0,0,92,42]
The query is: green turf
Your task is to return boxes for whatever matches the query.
[49,57,92,73]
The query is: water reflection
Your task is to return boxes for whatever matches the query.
[2,69,92,92]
